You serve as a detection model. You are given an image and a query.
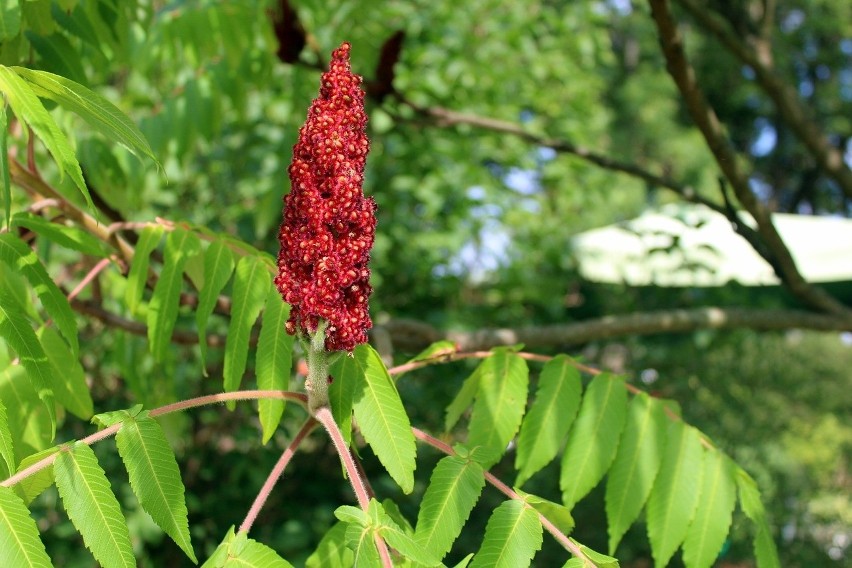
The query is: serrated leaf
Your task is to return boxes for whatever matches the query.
[329,353,359,447]
[116,414,196,563]
[605,393,666,554]
[0,65,92,210]
[196,238,235,370]
[467,349,529,468]
[515,489,574,535]
[470,499,543,568]
[0,232,78,354]
[415,454,486,560]
[125,225,163,314]
[352,344,416,493]
[515,355,582,486]
[0,292,56,437]
[256,288,292,443]
[202,527,293,568]
[682,450,737,568]
[148,227,201,361]
[0,485,53,568]
[0,397,13,478]
[559,374,627,509]
[381,517,441,566]
[444,359,484,432]
[12,212,108,256]
[563,541,620,567]
[736,469,781,568]
[54,442,135,568]
[646,421,704,568]
[12,447,58,504]
[305,522,354,568]
[0,105,10,230]
[223,255,269,403]
[12,67,158,164]
[37,326,92,419]
[0,365,52,466]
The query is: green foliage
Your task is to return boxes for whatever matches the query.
[256,288,292,443]
[0,485,52,568]
[203,527,293,568]
[469,499,543,568]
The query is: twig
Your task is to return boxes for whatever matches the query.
[646,1,850,315]
[239,417,318,534]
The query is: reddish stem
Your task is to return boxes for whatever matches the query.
[239,418,318,534]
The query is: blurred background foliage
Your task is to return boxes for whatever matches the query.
[1,0,849,566]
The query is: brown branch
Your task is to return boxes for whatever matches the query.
[648,0,850,316]
[675,0,852,200]
[380,308,852,352]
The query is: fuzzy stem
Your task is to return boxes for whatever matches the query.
[239,417,318,535]
[314,406,392,567]
[305,320,331,413]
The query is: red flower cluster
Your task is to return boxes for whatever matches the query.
[275,42,376,352]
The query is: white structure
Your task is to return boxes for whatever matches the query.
[572,204,852,287]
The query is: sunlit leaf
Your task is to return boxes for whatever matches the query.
[467,348,529,468]
[737,469,781,568]
[560,374,627,509]
[0,485,52,568]
[682,449,737,568]
[54,442,135,568]
[195,238,235,370]
[352,344,416,493]
[415,454,486,560]
[470,499,542,568]
[515,355,582,486]
[116,413,196,563]
[256,288,292,443]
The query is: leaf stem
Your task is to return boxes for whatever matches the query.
[239,417,318,535]
[314,406,392,567]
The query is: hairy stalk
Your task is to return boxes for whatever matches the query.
[411,427,593,565]
[314,406,392,567]
[305,320,331,413]
[239,417,318,534]
[1,390,307,488]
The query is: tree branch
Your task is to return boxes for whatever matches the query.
[675,0,852,200]
[380,307,852,352]
[648,0,851,316]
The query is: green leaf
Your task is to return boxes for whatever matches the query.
[414,454,486,560]
[682,449,737,568]
[0,364,52,467]
[352,344,417,493]
[195,238,235,370]
[54,442,135,568]
[0,105,10,231]
[444,358,484,432]
[329,353,359,446]
[0,232,78,354]
[12,67,158,164]
[125,225,163,314]
[559,374,627,509]
[24,33,87,85]
[470,499,543,568]
[202,527,293,568]
[0,292,56,437]
[12,212,108,256]
[467,348,529,468]
[563,541,620,567]
[115,413,196,563]
[515,355,582,486]
[0,485,53,568]
[0,397,13,478]
[396,340,457,378]
[0,66,92,210]
[646,421,704,568]
[0,1,21,42]
[305,522,354,568]
[256,288,292,443]
[737,469,781,568]
[605,393,667,554]
[515,489,574,536]
[37,326,93,419]
[148,227,201,361]
[223,255,269,405]
[12,447,58,504]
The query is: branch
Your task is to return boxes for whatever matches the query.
[380,307,852,352]
[675,0,852,200]
[648,0,851,316]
